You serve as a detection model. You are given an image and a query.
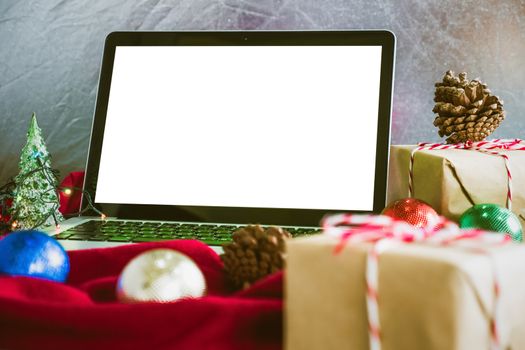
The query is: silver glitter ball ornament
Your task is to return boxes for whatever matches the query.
[116,249,206,303]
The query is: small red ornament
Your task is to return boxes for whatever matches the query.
[382,198,440,229]
[58,171,85,215]
[0,198,13,236]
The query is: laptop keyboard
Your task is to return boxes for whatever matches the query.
[54,220,321,246]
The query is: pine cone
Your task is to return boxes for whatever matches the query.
[220,225,291,289]
[433,71,505,144]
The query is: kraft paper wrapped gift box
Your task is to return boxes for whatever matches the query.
[387,145,525,227]
[286,235,525,350]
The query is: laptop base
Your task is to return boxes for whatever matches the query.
[42,216,320,252]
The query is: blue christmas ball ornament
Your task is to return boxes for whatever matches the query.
[0,230,70,282]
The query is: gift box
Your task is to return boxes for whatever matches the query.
[285,217,525,350]
[387,144,525,227]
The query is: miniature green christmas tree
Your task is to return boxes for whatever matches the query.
[10,113,64,229]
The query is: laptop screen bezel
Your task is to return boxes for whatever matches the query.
[83,30,395,227]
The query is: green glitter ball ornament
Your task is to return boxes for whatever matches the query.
[459,204,523,242]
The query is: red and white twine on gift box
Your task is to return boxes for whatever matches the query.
[322,213,511,350]
[408,139,525,211]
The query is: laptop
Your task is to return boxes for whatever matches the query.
[43,31,396,252]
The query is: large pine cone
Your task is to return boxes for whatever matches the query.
[221,225,291,289]
[433,71,505,144]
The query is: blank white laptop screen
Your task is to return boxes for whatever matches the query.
[95,46,382,211]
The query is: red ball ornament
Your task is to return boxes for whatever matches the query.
[382,198,440,229]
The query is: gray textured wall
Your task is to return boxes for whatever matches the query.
[1,0,524,184]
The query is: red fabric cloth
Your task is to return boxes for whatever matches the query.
[58,171,85,215]
[0,240,283,350]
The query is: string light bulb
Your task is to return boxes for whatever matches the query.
[100,213,107,220]
[63,188,72,196]
[11,221,18,229]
